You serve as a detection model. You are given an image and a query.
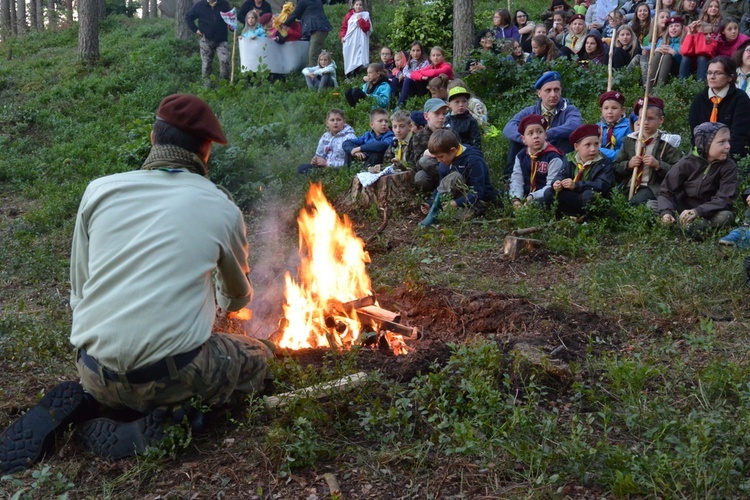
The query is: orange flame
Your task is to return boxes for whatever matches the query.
[279,184,373,350]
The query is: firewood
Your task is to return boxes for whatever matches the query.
[503,235,543,261]
[354,305,420,339]
[264,372,368,408]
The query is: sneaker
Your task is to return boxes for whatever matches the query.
[719,227,750,248]
[0,381,89,474]
[77,411,167,460]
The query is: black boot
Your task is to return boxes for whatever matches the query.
[77,409,169,460]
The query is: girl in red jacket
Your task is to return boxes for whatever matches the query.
[398,46,453,107]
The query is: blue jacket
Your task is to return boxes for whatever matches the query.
[437,145,497,207]
[503,98,583,155]
[186,0,232,43]
[597,115,630,161]
[343,130,395,156]
[360,80,391,109]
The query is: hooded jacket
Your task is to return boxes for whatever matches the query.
[314,124,357,168]
[437,145,497,207]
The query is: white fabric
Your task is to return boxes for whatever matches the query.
[239,37,310,74]
[70,169,252,371]
[357,165,395,188]
[342,11,371,75]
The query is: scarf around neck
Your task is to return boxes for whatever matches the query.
[141,144,208,177]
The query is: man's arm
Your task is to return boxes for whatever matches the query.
[215,212,253,312]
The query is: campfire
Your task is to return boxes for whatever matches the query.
[273,184,418,355]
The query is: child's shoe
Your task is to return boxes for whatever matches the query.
[719,227,750,248]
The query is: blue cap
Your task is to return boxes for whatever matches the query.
[423,98,449,113]
[409,111,427,127]
[534,71,561,90]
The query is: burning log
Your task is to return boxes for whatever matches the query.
[328,295,376,314]
[355,305,421,339]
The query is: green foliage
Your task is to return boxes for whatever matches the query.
[389,0,454,54]
[2,465,75,500]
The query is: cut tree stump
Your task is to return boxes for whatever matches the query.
[503,235,543,260]
[339,170,415,211]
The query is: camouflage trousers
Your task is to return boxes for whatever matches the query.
[199,37,229,81]
[77,333,272,414]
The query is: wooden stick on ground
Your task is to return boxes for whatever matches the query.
[323,473,342,498]
[265,372,368,409]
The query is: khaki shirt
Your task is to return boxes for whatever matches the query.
[70,169,252,371]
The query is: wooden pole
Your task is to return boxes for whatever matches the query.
[607,31,616,91]
[629,0,661,200]
[264,372,368,408]
[230,29,237,84]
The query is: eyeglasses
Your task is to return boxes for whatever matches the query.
[744,47,750,53]
[706,71,727,77]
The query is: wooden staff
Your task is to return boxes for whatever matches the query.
[607,29,616,91]
[629,0,661,200]
[230,28,237,84]
[507,0,511,13]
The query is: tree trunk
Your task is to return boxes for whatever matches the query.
[16,0,26,34]
[48,0,56,29]
[34,0,43,30]
[29,0,36,29]
[66,0,74,24]
[339,170,416,211]
[78,0,99,63]
[142,0,149,18]
[0,0,11,42]
[97,0,105,18]
[149,0,156,17]
[9,0,17,35]
[452,0,474,71]
[175,0,192,39]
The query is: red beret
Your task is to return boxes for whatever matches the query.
[259,13,273,25]
[156,94,227,145]
[668,16,684,25]
[569,124,600,144]
[599,90,626,107]
[570,14,585,23]
[519,114,548,134]
[633,96,665,116]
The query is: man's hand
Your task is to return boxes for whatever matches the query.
[661,213,675,225]
[679,209,698,225]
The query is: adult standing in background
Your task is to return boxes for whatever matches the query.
[282,0,333,67]
[238,0,272,28]
[186,0,233,85]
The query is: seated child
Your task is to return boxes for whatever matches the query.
[598,91,630,161]
[719,187,750,247]
[613,97,682,208]
[658,122,738,234]
[298,109,357,174]
[344,63,391,109]
[445,86,482,149]
[405,98,450,192]
[302,50,338,91]
[379,110,413,170]
[389,50,407,95]
[419,129,499,227]
[426,74,449,100]
[342,108,395,168]
[241,11,267,39]
[510,114,565,208]
[448,79,489,129]
[553,124,615,216]
[409,111,426,135]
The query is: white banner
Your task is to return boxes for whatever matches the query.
[239,37,310,74]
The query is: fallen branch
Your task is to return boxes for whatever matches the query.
[264,372,368,408]
[323,473,342,498]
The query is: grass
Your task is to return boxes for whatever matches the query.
[3,1,750,497]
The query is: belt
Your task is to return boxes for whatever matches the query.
[78,346,202,385]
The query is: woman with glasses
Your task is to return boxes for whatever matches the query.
[514,10,536,51]
[731,40,750,96]
[689,55,750,159]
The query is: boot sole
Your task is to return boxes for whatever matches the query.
[77,415,164,460]
[0,381,86,474]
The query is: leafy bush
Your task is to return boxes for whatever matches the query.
[389,0,453,54]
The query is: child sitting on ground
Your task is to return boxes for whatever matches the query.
[344,63,391,108]
[380,110,413,170]
[302,50,338,91]
[447,79,489,131]
[419,129,499,227]
[719,188,750,247]
[342,108,394,168]
[613,97,683,208]
[445,86,482,149]
[598,91,630,161]
[241,11,266,39]
[297,108,357,174]
[658,122,737,236]
[409,111,426,135]
[406,98,450,193]
[510,114,565,209]
[426,74,449,100]
[553,124,615,216]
